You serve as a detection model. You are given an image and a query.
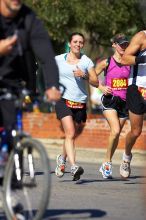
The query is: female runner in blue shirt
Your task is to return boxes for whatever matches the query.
[55,32,99,181]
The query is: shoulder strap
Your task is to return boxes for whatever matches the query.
[104,57,111,76]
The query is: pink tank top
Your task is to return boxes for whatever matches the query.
[105,57,130,100]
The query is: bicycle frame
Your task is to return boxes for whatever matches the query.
[1,88,51,220]
[13,103,36,184]
[0,89,35,184]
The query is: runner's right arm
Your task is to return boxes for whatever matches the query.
[121,31,144,65]
[95,59,112,95]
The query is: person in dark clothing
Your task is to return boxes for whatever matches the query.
[0,0,61,179]
[0,0,61,131]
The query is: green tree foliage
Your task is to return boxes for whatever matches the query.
[24,0,145,55]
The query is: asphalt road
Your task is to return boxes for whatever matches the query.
[46,160,146,220]
[0,160,146,220]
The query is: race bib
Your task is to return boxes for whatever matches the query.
[111,78,128,90]
[66,100,85,109]
[138,87,146,100]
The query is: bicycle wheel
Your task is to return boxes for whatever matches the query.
[3,138,51,220]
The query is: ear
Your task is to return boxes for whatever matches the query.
[112,42,116,48]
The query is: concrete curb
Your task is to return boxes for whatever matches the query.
[37,138,146,167]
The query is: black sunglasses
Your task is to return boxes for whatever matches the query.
[117,42,129,49]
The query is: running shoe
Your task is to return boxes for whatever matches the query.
[120,161,131,178]
[120,153,132,178]
[99,162,112,179]
[71,165,84,181]
[55,155,66,177]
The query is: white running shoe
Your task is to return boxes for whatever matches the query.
[99,162,112,179]
[120,161,131,178]
[120,153,132,178]
[55,155,66,178]
[71,165,84,181]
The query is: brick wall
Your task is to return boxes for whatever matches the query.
[23,112,146,150]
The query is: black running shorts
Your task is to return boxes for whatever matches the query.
[55,98,87,123]
[126,84,146,114]
[101,94,128,118]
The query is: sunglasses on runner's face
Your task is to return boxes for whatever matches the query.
[117,42,129,49]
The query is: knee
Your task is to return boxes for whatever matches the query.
[64,129,75,139]
[131,128,142,138]
[110,129,120,139]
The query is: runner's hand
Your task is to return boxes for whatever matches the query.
[0,35,18,55]
[73,65,86,78]
[100,85,112,95]
[45,87,61,102]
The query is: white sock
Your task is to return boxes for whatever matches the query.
[123,152,132,162]
[71,164,77,170]
[60,155,66,161]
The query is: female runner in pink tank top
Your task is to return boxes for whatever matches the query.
[95,33,130,179]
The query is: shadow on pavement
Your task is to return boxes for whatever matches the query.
[123,175,146,185]
[59,178,130,184]
[56,173,146,185]
[0,209,107,220]
[129,175,146,179]
[44,209,106,219]
[76,178,130,184]
[51,171,70,174]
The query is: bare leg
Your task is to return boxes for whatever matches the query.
[59,123,67,160]
[62,141,67,159]
[74,122,85,138]
[61,121,85,159]
[119,111,143,178]
[61,116,76,166]
[125,111,143,156]
[110,117,126,158]
[103,110,126,162]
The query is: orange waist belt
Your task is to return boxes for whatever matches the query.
[66,100,86,109]
[138,87,146,100]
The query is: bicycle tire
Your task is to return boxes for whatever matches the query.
[3,138,51,220]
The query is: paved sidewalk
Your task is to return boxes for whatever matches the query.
[37,138,146,167]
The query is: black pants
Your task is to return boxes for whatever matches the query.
[0,100,16,130]
[0,100,16,152]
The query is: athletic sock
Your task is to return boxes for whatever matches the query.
[123,152,132,162]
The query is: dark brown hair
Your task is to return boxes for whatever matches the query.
[68,32,85,43]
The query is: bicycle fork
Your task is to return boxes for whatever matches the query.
[14,141,22,182]
[27,147,35,180]
[14,143,36,184]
